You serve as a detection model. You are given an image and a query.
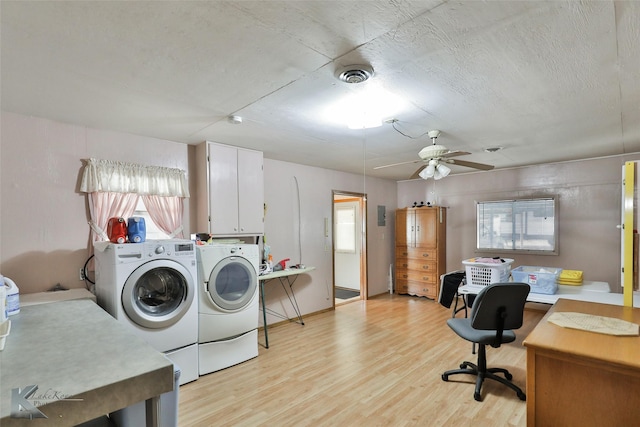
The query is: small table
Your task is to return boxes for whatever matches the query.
[456,281,613,316]
[523,299,640,426]
[0,299,173,427]
[259,266,315,348]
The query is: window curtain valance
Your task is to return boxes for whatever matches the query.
[80,158,190,197]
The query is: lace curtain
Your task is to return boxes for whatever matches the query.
[80,158,189,243]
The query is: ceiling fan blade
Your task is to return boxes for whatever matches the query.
[440,150,471,158]
[445,158,494,170]
[410,165,426,180]
[373,159,422,170]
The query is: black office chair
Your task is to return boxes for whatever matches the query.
[441,282,530,402]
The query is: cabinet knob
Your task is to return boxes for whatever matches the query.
[422,265,429,270]
[422,253,430,257]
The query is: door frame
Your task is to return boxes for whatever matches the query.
[332,190,368,304]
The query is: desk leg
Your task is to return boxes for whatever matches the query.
[260,280,269,349]
[145,395,160,427]
[280,276,304,325]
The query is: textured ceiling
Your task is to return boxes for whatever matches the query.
[2,1,639,180]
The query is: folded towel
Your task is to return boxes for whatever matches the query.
[557,269,583,285]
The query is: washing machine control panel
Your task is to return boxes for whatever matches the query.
[144,240,195,258]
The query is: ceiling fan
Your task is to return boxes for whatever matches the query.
[374,130,494,179]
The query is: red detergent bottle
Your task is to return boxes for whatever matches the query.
[107,217,127,243]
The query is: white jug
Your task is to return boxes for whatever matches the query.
[3,277,20,316]
[0,275,6,323]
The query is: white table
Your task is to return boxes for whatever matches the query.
[259,266,315,348]
[455,281,637,317]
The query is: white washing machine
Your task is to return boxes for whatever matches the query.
[94,239,199,385]
[196,243,259,375]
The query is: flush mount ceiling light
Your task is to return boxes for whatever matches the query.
[324,85,407,130]
[227,115,242,125]
[335,65,374,84]
[484,146,503,153]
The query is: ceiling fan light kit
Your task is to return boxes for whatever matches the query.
[376,129,495,179]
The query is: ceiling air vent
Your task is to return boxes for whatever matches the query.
[335,65,374,84]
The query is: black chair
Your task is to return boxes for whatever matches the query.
[441,282,530,402]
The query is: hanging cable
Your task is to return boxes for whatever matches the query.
[294,176,302,265]
[391,121,432,139]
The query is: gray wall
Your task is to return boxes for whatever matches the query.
[398,156,634,292]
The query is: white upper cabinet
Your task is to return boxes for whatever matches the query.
[196,141,264,236]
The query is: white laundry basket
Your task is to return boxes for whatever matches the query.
[462,258,514,286]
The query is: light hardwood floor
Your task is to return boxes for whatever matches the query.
[179,293,545,426]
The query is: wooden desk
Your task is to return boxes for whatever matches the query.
[0,299,173,426]
[523,299,640,426]
[259,266,315,348]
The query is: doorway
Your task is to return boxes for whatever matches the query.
[332,191,367,306]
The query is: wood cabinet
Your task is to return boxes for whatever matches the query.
[196,141,264,236]
[395,207,446,299]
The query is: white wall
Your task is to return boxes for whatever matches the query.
[398,156,637,292]
[0,112,398,322]
[0,111,191,293]
[261,159,397,325]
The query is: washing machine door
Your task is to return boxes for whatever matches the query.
[207,255,257,311]
[122,259,195,329]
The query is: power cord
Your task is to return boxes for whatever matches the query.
[82,254,95,287]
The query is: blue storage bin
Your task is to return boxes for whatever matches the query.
[511,266,562,295]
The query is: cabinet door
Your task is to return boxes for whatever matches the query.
[237,148,264,234]
[415,209,437,248]
[208,143,239,234]
[395,209,412,246]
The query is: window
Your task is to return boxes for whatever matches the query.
[133,199,170,240]
[335,205,356,253]
[476,197,558,254]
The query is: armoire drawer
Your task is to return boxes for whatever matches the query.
[396,259,437,273]
[395,269,437,283]
[396,280,437,298]
[395,247,437,260]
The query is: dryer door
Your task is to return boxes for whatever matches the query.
[207,255,257,311]
[122,259,195,329]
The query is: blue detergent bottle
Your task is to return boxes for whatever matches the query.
[127,217,146,243]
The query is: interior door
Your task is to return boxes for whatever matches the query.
[334,200,360,291]
[332,192,367,302]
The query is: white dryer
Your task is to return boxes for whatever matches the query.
[94,239,199,385]
[196,243,259,375]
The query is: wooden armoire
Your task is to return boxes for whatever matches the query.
[395,206,446,299]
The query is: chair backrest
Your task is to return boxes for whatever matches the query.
[469,282,530,332]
